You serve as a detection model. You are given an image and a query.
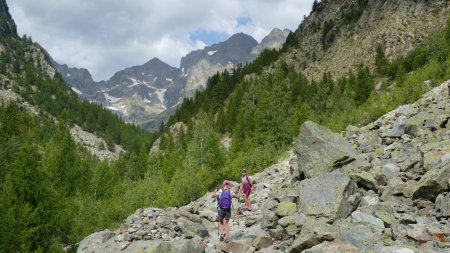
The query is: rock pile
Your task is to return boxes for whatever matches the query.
[77,81,449,253]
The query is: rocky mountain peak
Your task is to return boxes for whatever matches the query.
[180,33,258,71]
[143,57,171,68]
[0,0,17,38]
[252,28,291,55]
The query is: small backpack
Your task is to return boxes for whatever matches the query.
[219,190,232,210]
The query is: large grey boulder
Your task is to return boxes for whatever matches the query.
[295,121,358,178]
[288,217,333,253]
[385,116,410,138]
[177,217,209,238]
[335,222,385,252]
[216,241,252,253]
[350,210,385,231]
[412,160,450,200]
[298,172,361,221]
[77,230,114,253]
[302,241,359,253]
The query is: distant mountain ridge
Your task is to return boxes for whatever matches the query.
[54,29,290,131]
[0,0,16,37]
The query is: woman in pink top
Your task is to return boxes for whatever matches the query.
[240,169,253,211]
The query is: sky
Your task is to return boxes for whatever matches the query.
[7,0,314,81]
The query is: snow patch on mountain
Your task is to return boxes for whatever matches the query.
[155,88,167,109]
[105,93,121,103]
[71,87,82,95]
[106,106,119,111]
[207,50,218,56]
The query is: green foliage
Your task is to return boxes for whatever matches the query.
[321,20,336,49]
[312,0,322,13]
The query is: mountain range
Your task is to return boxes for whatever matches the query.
[55,29,290,131]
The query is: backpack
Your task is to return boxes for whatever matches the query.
[219,190,232,210]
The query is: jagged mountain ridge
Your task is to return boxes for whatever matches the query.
[181,33,258,97]
[283,0,450,80]
[0,0,16,38]
[55,29,290,131]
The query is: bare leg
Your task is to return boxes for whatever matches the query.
[245,194,251,210]
[219,219,224,235]
[224,219,230,241]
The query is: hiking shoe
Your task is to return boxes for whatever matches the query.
[219,234,224,242]
[224,238,230,243]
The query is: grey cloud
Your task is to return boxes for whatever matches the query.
[7,0,314,80]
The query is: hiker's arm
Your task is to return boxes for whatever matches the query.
[211,188,218,198]
[233,193,240,199]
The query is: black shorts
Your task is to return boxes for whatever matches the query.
[218,209,231,220]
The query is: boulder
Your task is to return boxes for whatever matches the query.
[412,160,450,200]
[350,210,385,231]
[385,116,409,138]
[377,246,415,253]
[77,230,115,253]
[360,195,380,207]
[177,217,209,238]
[252,236,272,250]
[121,240,164,253]
[216,241,252,253]
[288,230,323,253]
[351,172,378,191]
[381,162,401,177]
[295,121,357,178]
[154,241,178,253]
[302,241,359,253]
[268,226,287,241]
[435,193,450,218]
[275,202,297,217]
[261,209,278,229]
[390,144,422,171]
[172,239,205,253]
[278,214,296,228]
[298,172,360,221]
[336,222,384,252]
[406,224,433,242]
[288,217,333,253]
[285,224,300,236]
[355,132,382,153]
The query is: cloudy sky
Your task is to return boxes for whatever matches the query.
[7,0,314,81]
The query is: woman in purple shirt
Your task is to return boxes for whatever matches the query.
[240,169,253,211]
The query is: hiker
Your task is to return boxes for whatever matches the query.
[241,169,253,211]
[211,180,240,243]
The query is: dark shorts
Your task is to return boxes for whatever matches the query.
[218,209,231,220]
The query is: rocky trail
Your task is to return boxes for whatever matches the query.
[77,81,450,253]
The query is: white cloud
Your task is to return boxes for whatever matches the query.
[6,0,314,81]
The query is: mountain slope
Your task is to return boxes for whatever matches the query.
[78,81,450,252]
[283,0,450,80]
[0,1,159,251]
